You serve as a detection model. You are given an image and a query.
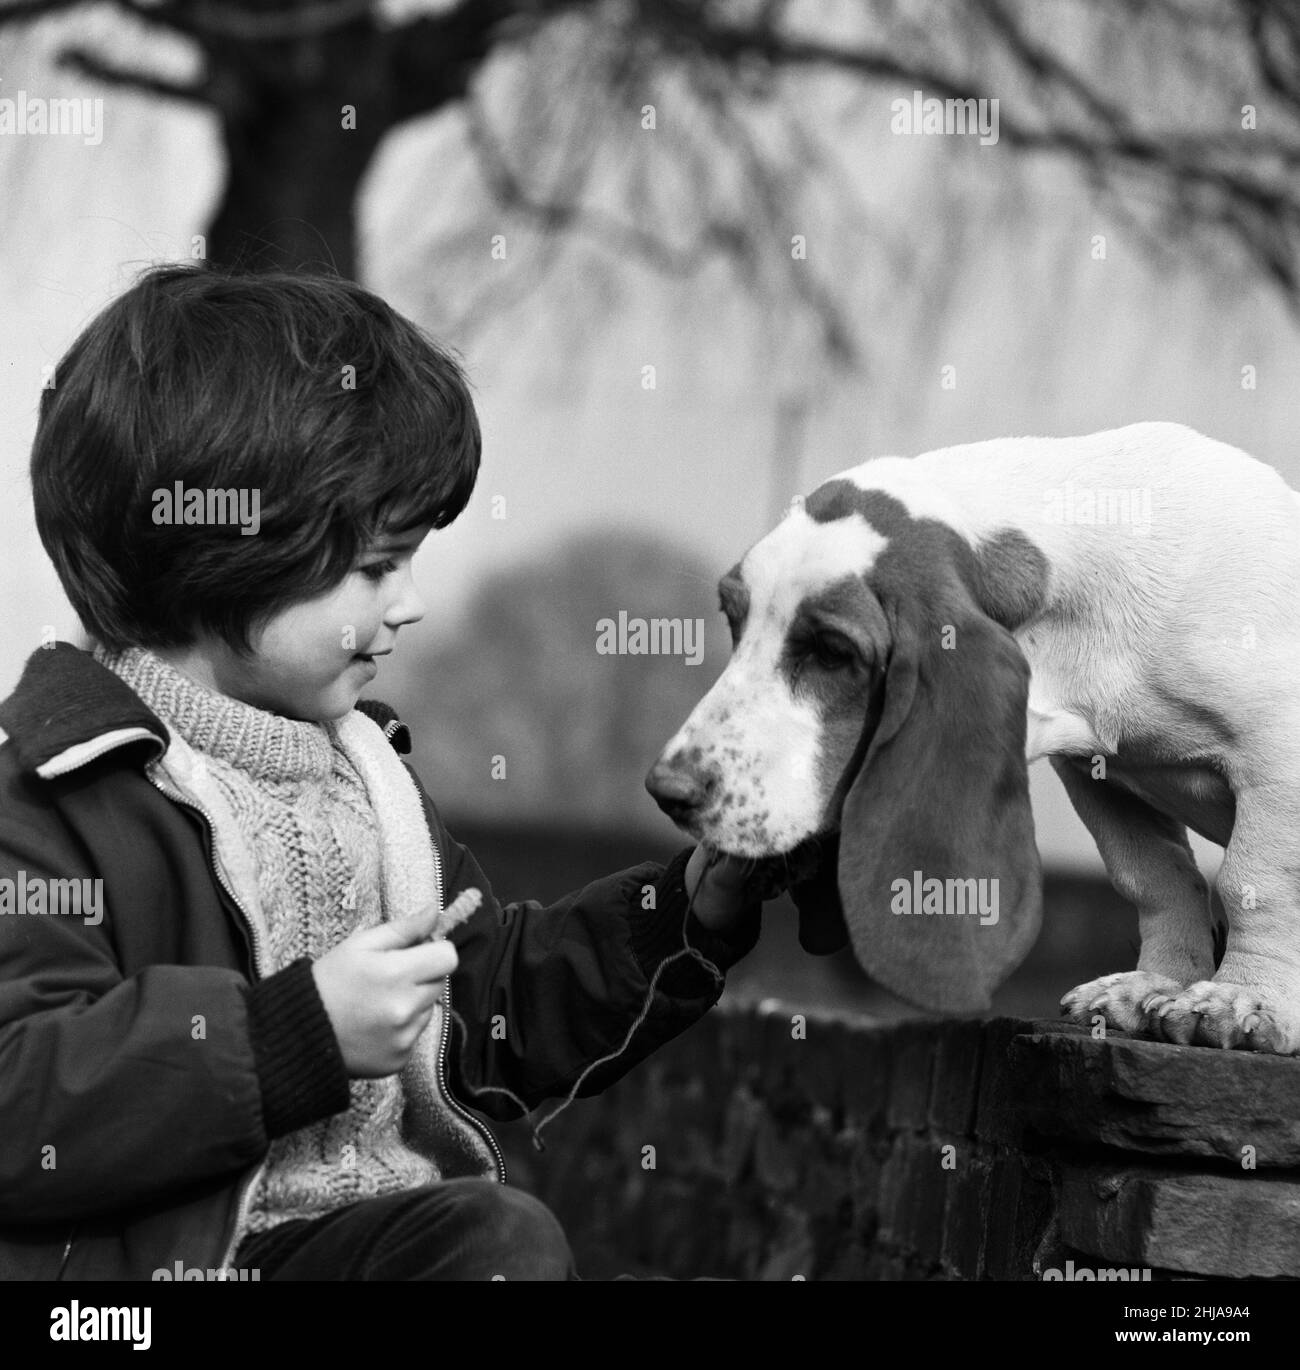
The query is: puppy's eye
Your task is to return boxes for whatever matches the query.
[810,634,857,671]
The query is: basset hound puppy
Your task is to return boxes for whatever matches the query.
[647,422,1300,1053]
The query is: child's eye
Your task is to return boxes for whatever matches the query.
[360,559,398,582]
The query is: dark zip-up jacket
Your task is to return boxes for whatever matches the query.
[0,644,760,1280]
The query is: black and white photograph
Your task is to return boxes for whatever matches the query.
[0,0,1296,1341]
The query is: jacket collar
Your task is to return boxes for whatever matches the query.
[0,642,412,778]
[0,643,168,779]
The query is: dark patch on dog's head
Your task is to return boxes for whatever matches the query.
[779,575,889,685]
[773,573,890,829]
[805,479,1049,630]
[717,562,749,646]
[970,529,1050,630]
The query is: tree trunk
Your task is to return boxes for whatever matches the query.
[196,1,520,280]
[207,95,385,279]
[204,23,395,280]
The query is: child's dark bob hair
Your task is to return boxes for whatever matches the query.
[31,262,480,654]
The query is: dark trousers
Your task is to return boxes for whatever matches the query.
[234,1179,575,1281]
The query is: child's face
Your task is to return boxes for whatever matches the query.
[166,524,432,722]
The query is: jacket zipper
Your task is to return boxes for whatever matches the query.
[56,1225,77,1279]
[37,728,161,779]
[427,837,508,1184]
[149,756,505,1268]
[147,767,265,973]
[145,765,269,1269]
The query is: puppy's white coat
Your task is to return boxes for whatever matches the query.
[655,423,1300,1052]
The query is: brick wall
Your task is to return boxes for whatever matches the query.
[493,1005,1300,1280]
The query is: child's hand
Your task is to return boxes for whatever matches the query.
[311,903,461,1078]
[685,846,791,932]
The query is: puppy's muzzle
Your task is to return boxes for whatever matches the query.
[645,757,714,827]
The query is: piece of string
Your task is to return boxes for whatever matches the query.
[445,848,728,1152]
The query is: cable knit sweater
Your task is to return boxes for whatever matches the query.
[96,647,441,1235]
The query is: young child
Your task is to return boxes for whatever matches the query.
[0,263,793,1281]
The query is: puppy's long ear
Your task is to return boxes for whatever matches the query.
[838,592,1041,1012]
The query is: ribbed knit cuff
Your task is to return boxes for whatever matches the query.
[247,957,352,1139]
[629,847,763,997]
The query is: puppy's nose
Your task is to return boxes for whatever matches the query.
[645,758,709,824]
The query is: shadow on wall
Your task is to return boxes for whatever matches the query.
[447,818,1151,1022]
[391,527,733,836]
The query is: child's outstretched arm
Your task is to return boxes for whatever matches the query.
[404,767,782,1123]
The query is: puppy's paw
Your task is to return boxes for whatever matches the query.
[1060,971,1184,1033]
[1149,981,1300,1053]
[1240,1007,1300,1055]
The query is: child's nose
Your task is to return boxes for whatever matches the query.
[386,571,426,628]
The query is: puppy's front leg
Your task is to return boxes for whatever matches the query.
[1152,786,1300,1053]
[1051,757,1217,1033]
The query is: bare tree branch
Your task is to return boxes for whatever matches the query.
[388,0,520,124]
[654,0,1300,302]
[387,0,604,124]
[181,0,371,40]
[1242,0,1300,111]
[684,54,856,362]
[637,0,989,99]
[462,86,760,280]
[9,0,1300,341]
[57,47,212,103]
[0,0,86,25]
[976,0,1136,132]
